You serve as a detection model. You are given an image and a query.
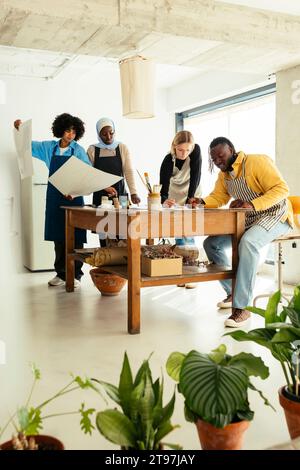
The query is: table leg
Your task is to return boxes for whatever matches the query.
[231,211,245,298]
[127,230,141,334]
[65,210,75,292]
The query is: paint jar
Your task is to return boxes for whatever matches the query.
[101,196,113,208]
[147,193,161,210]
[113,197,120,209]
[119,195,128,209]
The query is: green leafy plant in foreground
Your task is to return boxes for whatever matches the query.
[226,286,300,397]
[166,344,274,429]
[0,363,99,444]
[93,352,181,449]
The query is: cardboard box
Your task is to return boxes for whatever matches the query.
[141,256,182,277]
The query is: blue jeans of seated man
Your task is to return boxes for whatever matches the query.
[203,221,291,309]
[175,237,195,246]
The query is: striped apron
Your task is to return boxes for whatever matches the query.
[225,157,287,231]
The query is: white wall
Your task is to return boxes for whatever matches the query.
[276,65,300,284]
[0,62,174,269]
[166,69,269,112]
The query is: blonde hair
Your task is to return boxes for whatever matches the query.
[171,131,195,156]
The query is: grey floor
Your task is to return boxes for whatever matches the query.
[0,264,295,450]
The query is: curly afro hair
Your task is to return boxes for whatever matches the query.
[51,113,85,141]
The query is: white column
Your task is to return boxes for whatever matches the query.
[276,65,300,284]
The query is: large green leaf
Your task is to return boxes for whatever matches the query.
[92,379,120,405]
[154,420,179,446]
[246,306,268,318]
[129,379,145,425]
[153,390,176,429]
[271,328,300,343]
[184,403,198,423]
[152,380,164,428]
[137,373,155,448]
[225,328,275,350]
[265,291,281,325]
[211,412,235,429]
[119,352,134,416]
[133,358,152,388]
[228,353,269,379]
[236,409,254,422]
[96,409,137,447]
[284,307,300,328]
[292,286,300,312]
[180,351,248,428]
[166,352,186,382]
[271,343,292,362]
[152,378,160,405]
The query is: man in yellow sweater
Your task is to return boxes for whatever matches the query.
[197,137,292,328]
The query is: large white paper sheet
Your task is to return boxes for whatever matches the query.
[48,156,123,197]
[13,119,34,179]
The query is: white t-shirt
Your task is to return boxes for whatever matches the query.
[59,146,69,155]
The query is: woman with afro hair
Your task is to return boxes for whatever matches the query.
[14,113,91,288]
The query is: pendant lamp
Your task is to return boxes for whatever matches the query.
[119,55,155,118]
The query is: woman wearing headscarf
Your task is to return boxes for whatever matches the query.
[87,118,140,206]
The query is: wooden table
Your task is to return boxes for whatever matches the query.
[64,207,246,334]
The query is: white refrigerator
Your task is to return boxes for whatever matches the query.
[21,159,54,271]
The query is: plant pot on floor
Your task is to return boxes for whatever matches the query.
[196,419,250,450]
[279,386,300,439]
[0,434,65,450]
[90,268,127,296]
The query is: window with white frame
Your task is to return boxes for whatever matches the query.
[183,93,275,197]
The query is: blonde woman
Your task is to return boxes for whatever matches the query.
[160,130,202,207]
[159,130,202,288]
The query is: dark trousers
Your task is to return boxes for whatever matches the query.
[54,241,84,281]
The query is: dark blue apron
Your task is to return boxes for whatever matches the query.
[45,145,87,243]
[92,145,126,206]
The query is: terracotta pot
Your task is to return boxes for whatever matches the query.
[279,386,300,439]
[0,434,64,450]
[90,268,127,296]
[196,419,250,450]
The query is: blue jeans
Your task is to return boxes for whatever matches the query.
[203,221,291,309]
[175,237,195,246]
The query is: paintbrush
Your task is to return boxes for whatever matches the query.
[136,169,149,192]
[144,172,152,194]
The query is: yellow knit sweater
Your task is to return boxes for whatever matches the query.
[203,152,293,226]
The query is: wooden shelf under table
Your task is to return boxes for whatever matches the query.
[97,264,233,287]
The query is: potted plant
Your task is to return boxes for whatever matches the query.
[0,363,98,450]
[166,344,273,450]
[93,352,181,450]
[226,285,300,439]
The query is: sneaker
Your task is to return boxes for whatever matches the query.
[48,276,65,287]
[185,283,197,289]
[177,284,186,287]
[74,279,81,288]
[217,294,232,309]
[224,308,251,328]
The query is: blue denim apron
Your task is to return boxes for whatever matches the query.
[45,146,87,243]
